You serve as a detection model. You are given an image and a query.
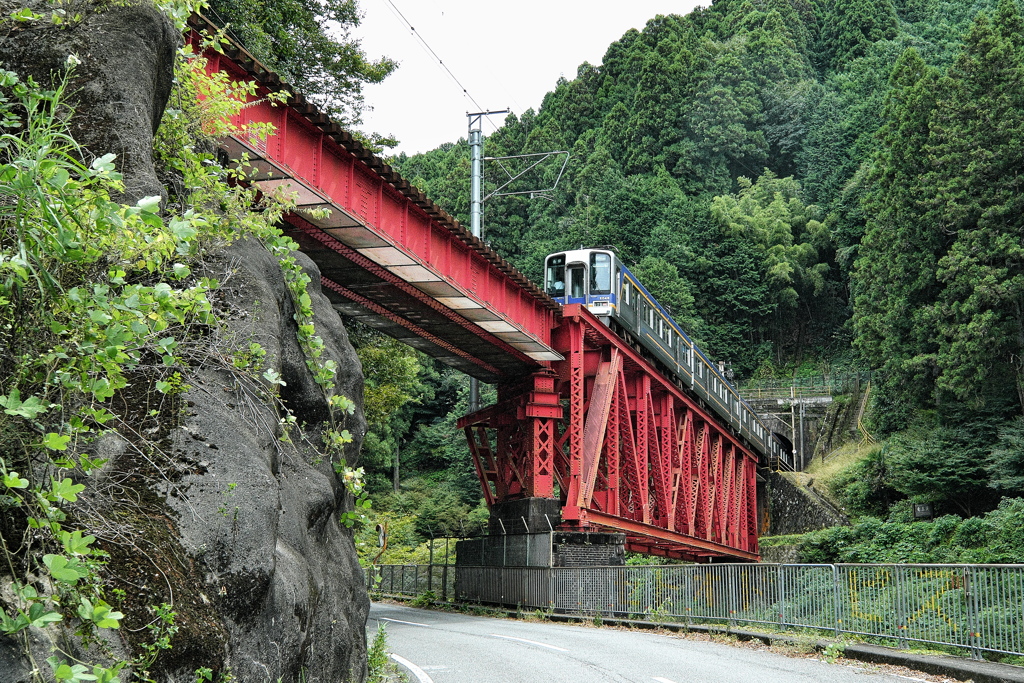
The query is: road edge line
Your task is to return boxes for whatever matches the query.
[390,653,435,683]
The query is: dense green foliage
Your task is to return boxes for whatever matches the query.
[795,498,1024,563]
[355,0,1024,553]
[349,330,492,563]
[855,1,1024,427]
[394,0,1009,374]
[204,0,395,126]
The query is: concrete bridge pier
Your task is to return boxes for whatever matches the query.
[455,498,625,568]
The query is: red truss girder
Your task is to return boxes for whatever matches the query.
[187,18,560,382]
[460,306,759,562]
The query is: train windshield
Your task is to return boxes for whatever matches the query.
[590,252,611,294]
[545,254,565,296]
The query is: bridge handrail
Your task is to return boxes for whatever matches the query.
[738,372,874,401]
[372,562,1024,657]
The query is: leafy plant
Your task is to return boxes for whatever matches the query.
[367,624,395,683]
[0,11,364,680]
[410,590,437,609]
[822,641,846,663]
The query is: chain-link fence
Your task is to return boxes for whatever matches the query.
[373,563,1024,658]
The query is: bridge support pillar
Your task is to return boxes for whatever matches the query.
[461,372,561,504]
[456,499,625,568]
[487,497,562,535]
[550,531,625,567]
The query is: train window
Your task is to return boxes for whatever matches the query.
[591,253,612,294]
[658,319,664,338]
[545,254,565,296]
[622,281,630,305]
[569,266,586,298]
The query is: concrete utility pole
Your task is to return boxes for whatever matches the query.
[467,110,508,412]
[790,386,797,466]
[464,111,567,413]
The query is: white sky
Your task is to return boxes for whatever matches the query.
[353,0,705,157]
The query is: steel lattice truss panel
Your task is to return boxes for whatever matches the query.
[460,306,760,562]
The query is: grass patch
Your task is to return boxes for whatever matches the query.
[758,533,809,547]
[367,624,407,683]
[805,440,884,493]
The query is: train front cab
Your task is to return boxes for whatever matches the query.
[544,249,618,318]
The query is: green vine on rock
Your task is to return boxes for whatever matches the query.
[264,233,367,525]
[0,14,366,682]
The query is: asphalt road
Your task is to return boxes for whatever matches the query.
[368,602,925,683]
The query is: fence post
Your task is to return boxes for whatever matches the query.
[777,564,786,628]
[728,566,737,630]
[895,565,907,649]
[442,562,449,602]
[548,566,555,613]
[832,565,841,638]
[428,538,434,595]
[609,567,616,617]
[578,568,584,616]
[647,566,654,619]
[684,566,693,626]
[966,566,982,661]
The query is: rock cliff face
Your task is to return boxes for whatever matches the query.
[157,240,370,681]
[0,2,371,680]
[0,0,178,203]
[1,243,371,682]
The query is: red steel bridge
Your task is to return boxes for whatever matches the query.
[190,17,761,562]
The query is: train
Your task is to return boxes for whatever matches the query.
[543,248,790,467]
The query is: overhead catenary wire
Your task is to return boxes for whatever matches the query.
[378,0,504,133]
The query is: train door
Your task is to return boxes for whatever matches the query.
[566,263,587,304]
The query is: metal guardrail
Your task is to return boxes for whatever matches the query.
[375,563,1024,658]
[741,385,835,400]
[367,564,455,602]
